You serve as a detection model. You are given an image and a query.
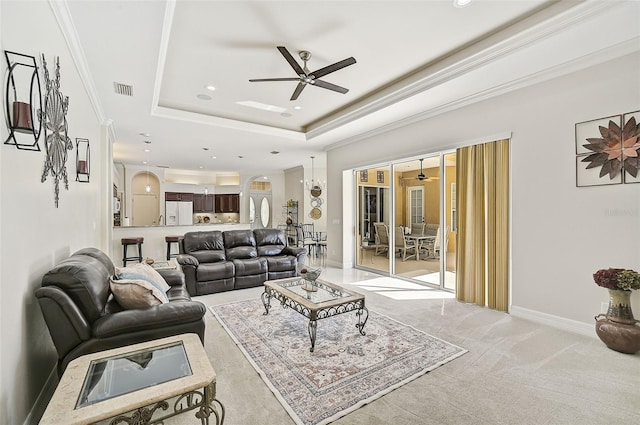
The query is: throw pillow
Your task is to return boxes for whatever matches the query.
[110,277,169,310]
[115,263,171,293]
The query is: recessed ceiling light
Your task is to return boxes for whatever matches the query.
[453,0,472,8]
[238,156,244,159]
[199,166,204,169]
[211,156,217,159]
[205,85,216,91]
[144,148,150,153]
[143,140,151,144]
[142,160,148,165]
[202,147,209,151]
[293,106,302,110]
[197,94,212,100]
[139,132,150,137]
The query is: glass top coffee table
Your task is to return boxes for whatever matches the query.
[39,334,224,425]
[262,276,369,352]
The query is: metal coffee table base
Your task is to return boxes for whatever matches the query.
[262,287,369,352]
[107,383,225,425]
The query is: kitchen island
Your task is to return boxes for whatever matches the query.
[111,223,251,265]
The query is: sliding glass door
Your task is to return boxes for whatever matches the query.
[355,152,457,291]
[355,167,390,274]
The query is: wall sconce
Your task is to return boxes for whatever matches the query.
[3,51,42,150]
[76,138,90,183]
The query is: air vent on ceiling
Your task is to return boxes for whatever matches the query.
[113,82,133,96]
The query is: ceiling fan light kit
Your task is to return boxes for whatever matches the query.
[249,46,356,101]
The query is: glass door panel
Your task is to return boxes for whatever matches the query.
[443,152,457,290]
[392,157,440,281]
[355,167,390,273]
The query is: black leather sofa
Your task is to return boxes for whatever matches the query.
[177,228,306,296]
[36,248,207,376]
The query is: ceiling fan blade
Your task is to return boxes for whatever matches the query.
[290,82,306,101]
[277,46,305,76]
[313,79,348,94]
[249,78,300,82]
[310,57,356,79]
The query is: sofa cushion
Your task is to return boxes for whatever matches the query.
[190,250,226,263]
[233,257,267,277]
[41,256,112,322]
[265,255,296,272]
[183,231,225,254]
[115,263,171,293]
[109,277,169,310]
[224,230,258,260]
[197,261,235,282]
[254,228,286,256]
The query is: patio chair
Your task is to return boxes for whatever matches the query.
[394,226,416,261]
[373,222,389,255]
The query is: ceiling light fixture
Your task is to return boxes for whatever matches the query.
[306,156,325,192]
[205,85,216,91]
[453,0,472,8]
[144,156,151,193]
[211,156,217,159]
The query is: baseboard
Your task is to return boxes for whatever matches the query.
[510,305,597,338]
[24,366,58,425]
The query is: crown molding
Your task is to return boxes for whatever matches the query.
[49,0,106,124]
[324,31,639,152]
[311,0,621,143]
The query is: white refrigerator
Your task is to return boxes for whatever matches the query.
[165,201,193,225]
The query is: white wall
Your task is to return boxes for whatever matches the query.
[1,2,104,423]
[326,52,640,328]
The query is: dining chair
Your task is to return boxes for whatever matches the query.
[394,226,416,261]
[296,225,317,256]
[373,222,389,255]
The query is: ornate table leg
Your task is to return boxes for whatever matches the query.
[356,306,369,336]
[261,289,271,315]
[308,319,317,352]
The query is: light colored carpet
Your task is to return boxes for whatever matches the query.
[210,299,466,425]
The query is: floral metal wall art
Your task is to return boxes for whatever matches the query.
[575,111,640,186]
[40,55,72,207]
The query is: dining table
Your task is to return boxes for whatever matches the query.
[405,234,435,260]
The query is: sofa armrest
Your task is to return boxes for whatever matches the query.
[93,301,206,338]
[157,269,185,287]
[283,246,306,257]
[36,286,92,360]
[176,254,198,267]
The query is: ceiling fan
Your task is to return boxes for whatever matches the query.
[416,159,439,181]
[249,46,356,101]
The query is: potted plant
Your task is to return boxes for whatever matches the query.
[593,268,640,354]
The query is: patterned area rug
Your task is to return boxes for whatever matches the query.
[209,299,467,425]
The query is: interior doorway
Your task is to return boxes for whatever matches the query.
[131,171,160,226]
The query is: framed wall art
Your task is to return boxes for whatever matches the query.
[377,170,384,183]
[575,111,640,187]
[360,170,368,182]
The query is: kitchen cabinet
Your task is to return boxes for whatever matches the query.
[165,192,193,202]
[193,194,215,213]
[215,194,239,213]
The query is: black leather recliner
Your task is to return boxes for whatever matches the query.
[35,248,207,376]
[177,228,306,296]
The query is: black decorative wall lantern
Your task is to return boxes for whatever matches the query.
[3,51,42,150]
[76,138,90,183]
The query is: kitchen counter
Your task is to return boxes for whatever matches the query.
[111,223,251,264]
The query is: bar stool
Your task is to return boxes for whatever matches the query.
[165,235,183,260]
[121,237,144,266]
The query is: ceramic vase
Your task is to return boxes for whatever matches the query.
[594,289,640,354]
